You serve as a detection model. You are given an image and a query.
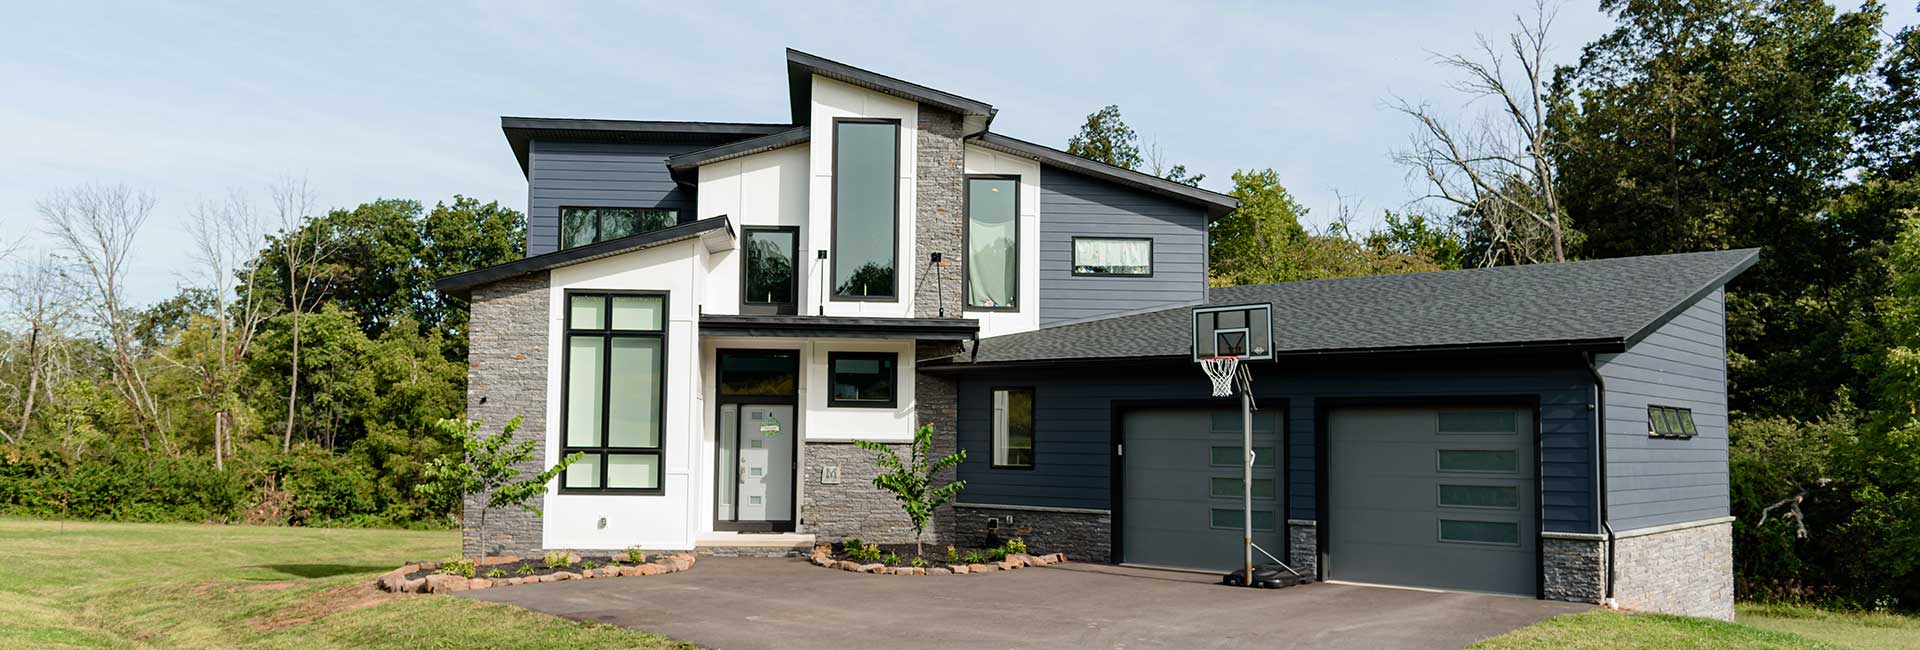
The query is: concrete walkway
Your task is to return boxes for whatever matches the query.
[463,557,1589,650]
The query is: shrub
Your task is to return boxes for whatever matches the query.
[962,549,989,564]
[1004,538,1028,555]
[515,564,535,576]
[543,550,574,568]
[436,558,475,578]
[946,545,959,563]
[910,556,930,568]
[846,542,882,563]
[881,552,902,566]
[0,445,250,523]
[627,546,646,564]
[484,568,506,578]
[580,560,598,571]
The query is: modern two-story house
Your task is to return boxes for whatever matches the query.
[438,49,1751,620]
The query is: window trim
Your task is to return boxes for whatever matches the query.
[739,225,801,316]
[1647,405,1699,438]
[828,117,902,302]
[1070,236,1154,277]
[990,386,1036,469]
[825,350,899,409]
[558,206,680,250]
[963,175,1021,312]
[558,289,669,495]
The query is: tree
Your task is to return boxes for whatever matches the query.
[182,191,274,469]
[1066,105,1204,186]
[1209,169,1310,285]
[1,251,77,445]
[1392,0,1572,266]
[39,184,170,452]
[854,424,966,559]
[267,178,331,451]
[418,416,580,557]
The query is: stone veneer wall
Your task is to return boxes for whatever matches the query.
[1542,535,1607,604]
[1613,519,1735,620]
[953,505,1112,563]
[802,442,920,543]
[1287,521,1318,575]
[913,106,965,319]
[461,272,551,556]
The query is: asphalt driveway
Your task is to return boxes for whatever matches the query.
[462,557,1588,649]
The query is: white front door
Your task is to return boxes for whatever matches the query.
[736,404,795,522]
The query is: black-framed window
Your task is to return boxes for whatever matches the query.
[966,176,1020,310]
[991,387,1034,468]
[741,226,799,315]
[1071,237,1152,276]
[561,291,667,493]
[1648,405,1698,438]
[831,119,900,300]
[560,207,678,250]
[827,351,897,408]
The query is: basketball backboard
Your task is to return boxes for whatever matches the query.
[1192,303,1274,362]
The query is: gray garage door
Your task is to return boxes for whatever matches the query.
[1328,406,1536,595]
[1121,408,1284,571]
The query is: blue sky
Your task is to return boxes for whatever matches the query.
[2,1,1911,306]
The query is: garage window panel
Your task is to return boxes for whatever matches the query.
[1209,411,1277,433]
[1436,449,1518,473]
[1438,484,1519,509]
[1211,446,1276,467]
[1211,477,1275,499]
[1438,519,1521,546]
[1210,508,1276,531]
[1437,410,1518,434]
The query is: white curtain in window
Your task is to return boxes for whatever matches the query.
[1074,238,1150,274]
[992,389,1011,466]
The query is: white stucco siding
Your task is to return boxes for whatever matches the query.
[698,145,811,315]
[962,144,1043,337]
[808,74,919,318]
[542,240,705,551]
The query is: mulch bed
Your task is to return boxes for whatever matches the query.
[808,542,1067,576]
[376,552,696,594]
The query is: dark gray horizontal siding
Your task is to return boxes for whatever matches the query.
[1597,288,1730,531]
[1037,169,1208,326]
[525,140,708,256]
[950,356,1598,534]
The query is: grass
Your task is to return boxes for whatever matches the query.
[1739,603,1920,650]
[1474,604,1920,650]
[0,516,689,649]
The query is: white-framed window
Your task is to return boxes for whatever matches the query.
[1071,237,1152,276]
[991,387,1034,468]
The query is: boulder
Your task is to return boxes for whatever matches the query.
[1049,553,1068,563]
[947,565,970,574]
[401,577,426,593]
[536,573,561,583]
[477,556,521,566]
[927,568,952,576]
[619,565,643,577]
[467,579,493,590]
[553,571,580,581]
[859,563,887,573]
[967,564,990,573]
[837,561,863,572]
[424,574,469,593]
[637,564,667,576]
[811,554,835,567]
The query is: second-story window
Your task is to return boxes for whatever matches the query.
[966,176,1019,310]
[1072,237,1153,276]
[561,207,678,250]
[742,226,798,315]
[832,119,899,300]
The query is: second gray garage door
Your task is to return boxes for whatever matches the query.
[1121,408,1284,572]
[1327,406,1536,596]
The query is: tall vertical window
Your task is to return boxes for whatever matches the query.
[832,119,899,299]
[562,292,667,493]
[560,207,678,249]
[992,387,1034,468]
[741,226,798,315]
[966,176,1019,310]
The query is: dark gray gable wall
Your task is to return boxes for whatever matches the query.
[526,140,707,256]
[1038,168,1209,326]
[1598,288,1730,531]
[951,355,1597,535]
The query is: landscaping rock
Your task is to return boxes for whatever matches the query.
[860,563,886,573]
[1031,554,1054,566]
[416,561,440,572]
[537,573,560,583]
[968,564,990,573]
[927,568,952,576]
[811,554,834,567]
[668,553,695,572]
[424,574,468,593]
[637,564,666,576]
[377,571,404,592]
[477,556,521,566]
[553,571,580,581]
[838,561,863,572]
[618,565,642,577]
[467,579,493,590]
[402,577,426,593]
[597,567,620,578]
[948,565,970,574]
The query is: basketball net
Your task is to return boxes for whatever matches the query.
[1199,356,1240,397]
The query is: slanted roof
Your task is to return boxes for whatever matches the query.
[957,248,1760,366]
[435,216,735,294]
[500,117,791,177]
[786,49,996,135]
[665,126,811,181]
[971,132,1241,219]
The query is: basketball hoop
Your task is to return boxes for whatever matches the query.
[1199,355,1241,397]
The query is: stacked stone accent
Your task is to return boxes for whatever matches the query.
[1286,521,1318,575]
[1613,519,1735,620]
[461,272,551,557]
[913,107,966,319]
[802,442,920,543]
[952,505,1112,563]
[1542,535,1607,604]
[917,341,964,543]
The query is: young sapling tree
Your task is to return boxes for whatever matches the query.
[854,424,967,559]
[417,415,580,559]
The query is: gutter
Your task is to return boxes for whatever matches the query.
[1582,351,1617,603]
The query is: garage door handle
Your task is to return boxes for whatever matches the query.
[1116,444,1123,456]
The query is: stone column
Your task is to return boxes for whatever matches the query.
[913,107,965,319]
[461,272,550,557]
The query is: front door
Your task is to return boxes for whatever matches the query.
[715,349,799,532]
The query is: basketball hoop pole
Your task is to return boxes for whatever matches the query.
[1242,386,1254,587]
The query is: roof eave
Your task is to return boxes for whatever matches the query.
[1620,247,1761,349]
[971,132,1240,219]
[935,338,1628,372]
[785,48,995,135]
[435,215,735,295]
[500,117,792,178]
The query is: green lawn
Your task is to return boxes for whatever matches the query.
[0,517,688,649]
[1473,604,1920,650]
